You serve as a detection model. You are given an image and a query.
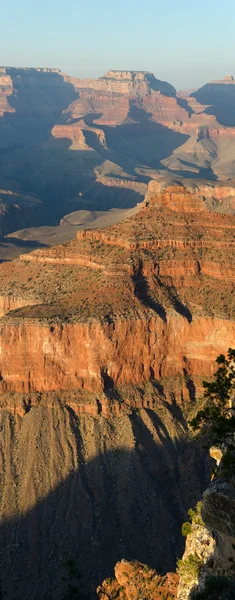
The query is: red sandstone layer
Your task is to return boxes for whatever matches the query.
[0,314,234,395]
[1,183,235,396]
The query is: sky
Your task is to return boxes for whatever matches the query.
[1,0,235,90]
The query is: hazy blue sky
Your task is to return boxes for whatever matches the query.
[1,0,235,89]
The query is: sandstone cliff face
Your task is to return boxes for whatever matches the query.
[1,184,234,599]
[68,70,177,97]
[146,178,235,215]
[0,314,234,395]
[202,479,235,579]
[1,184,235,395]
[0,295,40,319]
[0,70,14,116]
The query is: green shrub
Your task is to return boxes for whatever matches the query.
[182,521,192,537]
[189,349,235,446]
[181,501,205,539]
[188,501,205,527]
[177,554,203,580]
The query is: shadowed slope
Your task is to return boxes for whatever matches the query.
[0,394,212,599]
[192,80,235,127]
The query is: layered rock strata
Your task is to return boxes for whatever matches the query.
[2,67,235,244]
[1,182,234,599]
[0,183,235,396]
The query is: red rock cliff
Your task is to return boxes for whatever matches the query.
[0,183,235,397]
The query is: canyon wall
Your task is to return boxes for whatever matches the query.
[0,391,211,599]
[0,182,234,599]
[2,67,235,244]
[0,314,234,396]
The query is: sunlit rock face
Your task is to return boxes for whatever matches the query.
[97,559,179,600]
[1,183,235,395]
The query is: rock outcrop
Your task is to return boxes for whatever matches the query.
[97,560,179,600]
[69,69,177,97]
[191,75,235,127]
[202,480,235,577]
[0,183,235,397]
[177,448,235,599]
[0,69,14,116]
[177,513,215,600]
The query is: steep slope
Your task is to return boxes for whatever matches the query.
[165,75,235,179]
[191,75,235,127]
[0,390,210,599]
[177,449,235,600]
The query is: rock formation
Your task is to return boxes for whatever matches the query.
[2,67,235,249]
[3,182,232,598]
[1,183,235,396]
[1,69,235,599]
[97,560,179,600]
[191,74,235,127]
[177,508,215,600]
[176,448,235,599]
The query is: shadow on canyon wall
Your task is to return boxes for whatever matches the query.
[0,407,212,600]
[84,106,218,181]
[0,238,47,248]
[132,265,192,324]
[132,263,167,323]
[84,105,191,177]
[0,73,225,236]
[0,82,147,228]
[2,69,78,145]
[192,83,235,127]
[167,160,217,181]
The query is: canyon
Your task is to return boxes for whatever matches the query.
[2,68,235,255]
[1,183,235,396]
[1,181,235,598]
[1,66,235,599]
